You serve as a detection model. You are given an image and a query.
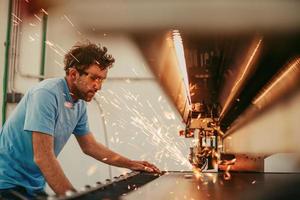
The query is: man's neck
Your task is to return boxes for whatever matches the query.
[64,76,79,102]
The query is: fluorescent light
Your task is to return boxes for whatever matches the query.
[253,58,300,105]
[172,30,191,104]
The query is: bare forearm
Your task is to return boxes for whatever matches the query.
[85,142,133,169]
[32,132,75,196]
[35,156,75,195]
[77,133,160,173]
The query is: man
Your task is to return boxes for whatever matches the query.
[0,42,160,199]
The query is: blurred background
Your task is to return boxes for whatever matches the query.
[0,0,299,195]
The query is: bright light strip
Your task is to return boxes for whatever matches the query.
[220,38,262,117]
[231,39,262,92]
[253,58,300,104]
[172,30,191,104]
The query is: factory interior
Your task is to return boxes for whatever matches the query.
[0,0,300,199]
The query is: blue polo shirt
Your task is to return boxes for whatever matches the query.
[0,78,90,194]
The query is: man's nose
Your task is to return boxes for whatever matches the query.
[93,81,102,90]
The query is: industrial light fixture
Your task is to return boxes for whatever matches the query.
[220,37,262,118]
[172,29,191,104]
[253,57,300,105]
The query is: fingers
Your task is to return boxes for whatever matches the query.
[139,161,161,173]
[143,166,155,173]
[145,163,160,173]
[132,160,161,173]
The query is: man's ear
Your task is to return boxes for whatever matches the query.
[68,68,79,80]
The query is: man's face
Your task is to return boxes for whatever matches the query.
[74,64,108,102]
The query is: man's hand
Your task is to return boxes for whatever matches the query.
[76,133,161,173]
[130,160,161,173]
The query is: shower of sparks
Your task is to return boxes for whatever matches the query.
[158,96,162,102]
[131,68,139,76]
[33,14,41,22]
[55,60,64,68]
[55,44,67,54]
[196,113,201,119]
[223,169,231,180]
[164,111,175,120]
[86,165,98,176]
[12,13,22,26]
[70,53,80,63]
[206,155,236,181]
[45,40,54,46]
[191,145,236,181]
[41,8,48,15]
[45,40,70,57]
[213,127,225,136]
[218,159,236,181]
[28,35,35,42]
[94,90,191,169]
[64,14,75,27]
[189,83,197,92]
[13,20,19,26]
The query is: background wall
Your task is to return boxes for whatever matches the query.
[0,0,9,125]
[1,0,299,195]
[224,88,300,154]
[0,2,191,194]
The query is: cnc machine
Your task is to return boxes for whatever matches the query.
[3,0,300,199]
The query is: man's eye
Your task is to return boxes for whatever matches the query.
[90,75,104,82]
[90,76,97,81]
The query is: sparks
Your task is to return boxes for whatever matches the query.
[64,14,75,27]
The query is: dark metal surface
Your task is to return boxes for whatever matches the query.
[5,171,299,200]
[55,171,160,200]
[123,171,300,200]
[135,31,300,132]
[0,172,159,200]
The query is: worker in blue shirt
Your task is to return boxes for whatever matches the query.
[0,42,160,199]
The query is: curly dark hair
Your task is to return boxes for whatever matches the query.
[64,42,115,75]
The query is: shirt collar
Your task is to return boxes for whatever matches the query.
[62,77,79,104]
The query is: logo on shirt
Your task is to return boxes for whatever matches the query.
[64,101,73,109]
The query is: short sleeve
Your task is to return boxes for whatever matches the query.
[24,89,57,136]
[73,104,90,136]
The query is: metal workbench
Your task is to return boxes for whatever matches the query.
[123,171,300,200]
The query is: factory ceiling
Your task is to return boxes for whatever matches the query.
[24,0,300,133]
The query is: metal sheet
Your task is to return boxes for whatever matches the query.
[122,172,300,200]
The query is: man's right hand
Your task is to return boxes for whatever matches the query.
[76,133,161,174]
[130,160,161,173]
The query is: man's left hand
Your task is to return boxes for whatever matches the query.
[130,160,161,173]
